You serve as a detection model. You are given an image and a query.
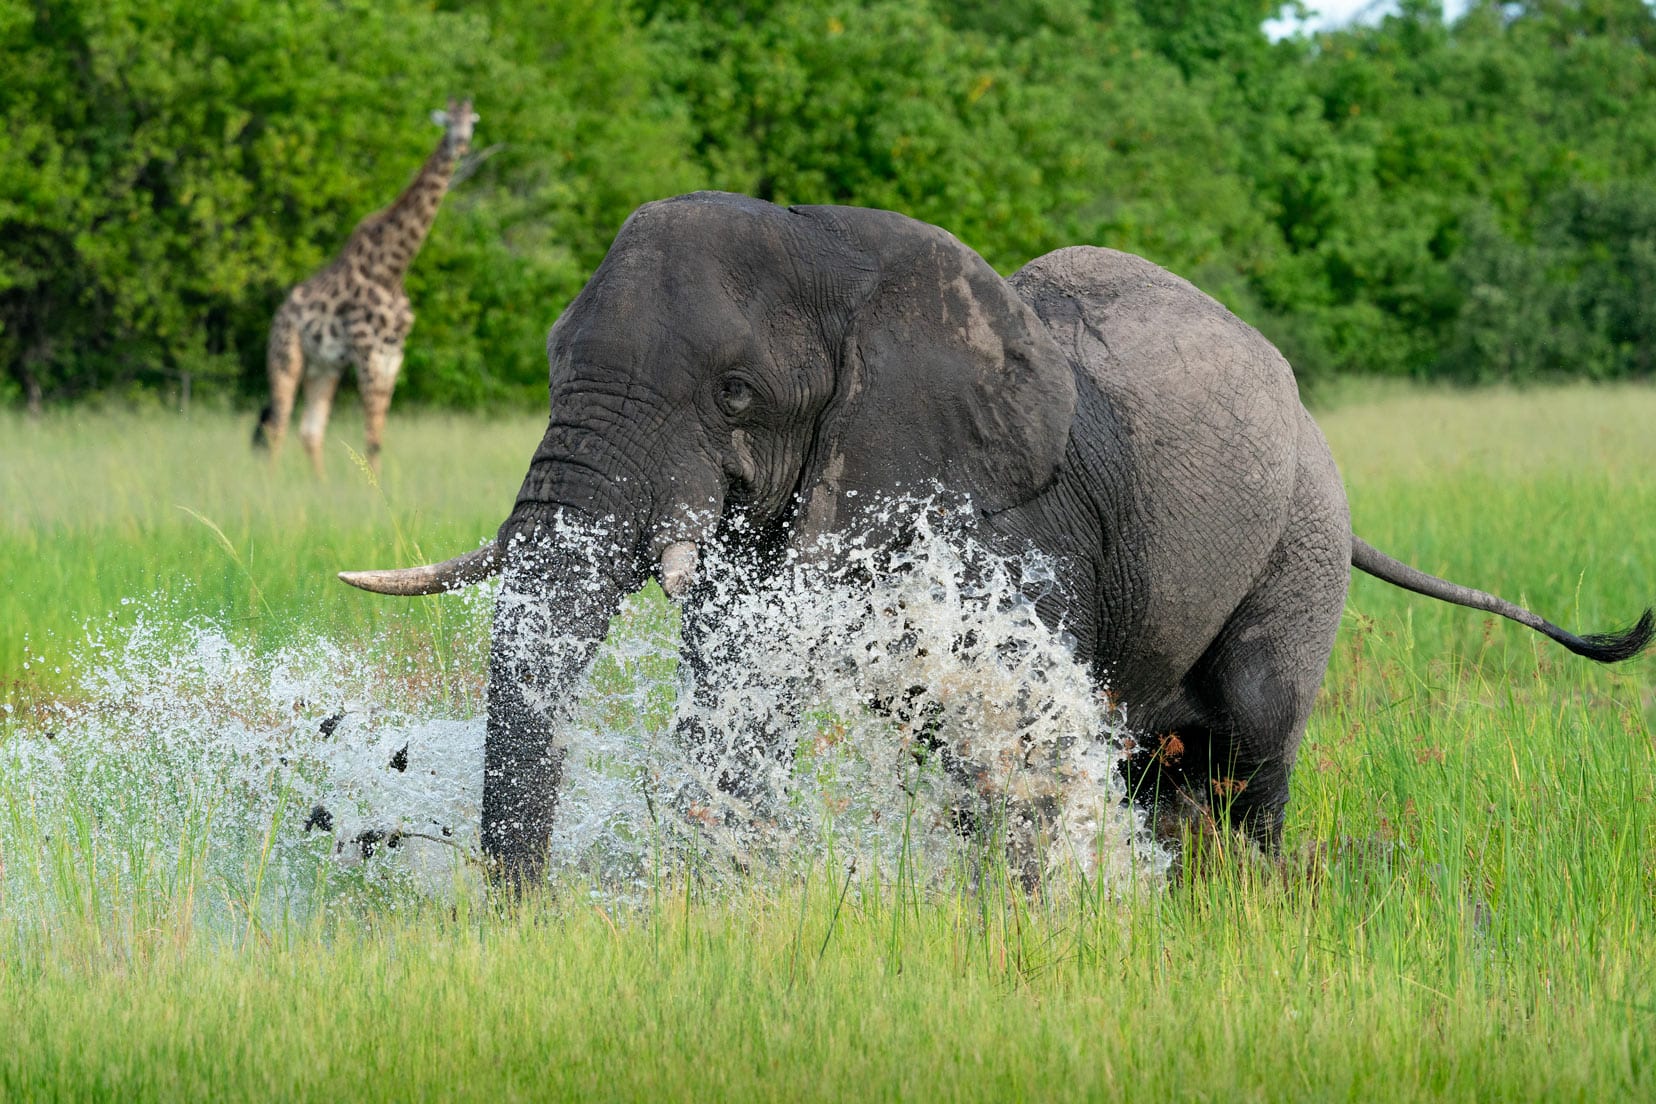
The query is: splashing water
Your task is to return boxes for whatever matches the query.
[0,504,1166,931]
[0,596,499,932]
[545,499,1170,892]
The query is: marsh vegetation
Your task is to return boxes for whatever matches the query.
[2,384,1652,1100]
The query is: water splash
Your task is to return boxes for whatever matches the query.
[0,503,1166,930]
[544,499,1169,892]
[0,598,497,930]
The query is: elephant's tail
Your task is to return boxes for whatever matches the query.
[1350,537,1654,663]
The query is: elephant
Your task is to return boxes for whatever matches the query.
[339,191,1653,886]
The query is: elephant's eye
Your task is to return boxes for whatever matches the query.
[718,377,754,416]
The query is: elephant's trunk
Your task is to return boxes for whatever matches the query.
[480,444,658,886]
[482,434,724,885]
[483,524,639,887]
[337,425,725,887]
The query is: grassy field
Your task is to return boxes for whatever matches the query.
[2,385,1654,1101]
[0,406,544,713]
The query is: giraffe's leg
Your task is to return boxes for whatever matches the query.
[298,368,343,478]
[357,344,403,476]
[256,305,303,457]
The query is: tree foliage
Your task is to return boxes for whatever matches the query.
[0,0,696,408]
[3,0,1654,410]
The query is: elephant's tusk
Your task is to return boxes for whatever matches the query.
[659,541,699,600]
[338,541,503,596]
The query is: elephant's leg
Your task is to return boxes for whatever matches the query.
[1183,625,1317,850]
[1182,451,1349,851]
[671,591,799,819]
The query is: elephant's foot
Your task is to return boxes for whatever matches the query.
[1143,776,1278,883]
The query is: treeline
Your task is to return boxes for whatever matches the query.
[3,0,1654,411]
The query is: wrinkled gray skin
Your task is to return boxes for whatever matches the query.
[349,191,1651,887]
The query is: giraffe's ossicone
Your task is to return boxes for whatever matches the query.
[255,98,478,475]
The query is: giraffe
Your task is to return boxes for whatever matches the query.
[254,98,478,474]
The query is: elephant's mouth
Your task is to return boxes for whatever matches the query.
[721,457,802,536]
[722,470,757,513]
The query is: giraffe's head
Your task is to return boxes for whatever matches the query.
[430,98,479,156]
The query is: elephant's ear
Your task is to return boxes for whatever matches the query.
[791,205,1076,540]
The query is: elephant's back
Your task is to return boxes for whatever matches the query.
[1010,246,1299,404]
[1009,246,1308,690]
[1009,244,1302,472]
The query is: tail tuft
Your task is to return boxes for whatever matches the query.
[1566,608,1655,664]
[251,403,273,450]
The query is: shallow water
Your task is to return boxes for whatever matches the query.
[1,505,1166,929]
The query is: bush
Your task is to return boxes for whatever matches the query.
[1444,181,1656,382]
[4,0,1655,410]
[0,0,699,409]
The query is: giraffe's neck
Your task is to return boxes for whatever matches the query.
[349,138,461,285]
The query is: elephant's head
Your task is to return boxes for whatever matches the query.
[341,192,1077,885]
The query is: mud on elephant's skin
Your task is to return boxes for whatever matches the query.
[340,191,1654,886]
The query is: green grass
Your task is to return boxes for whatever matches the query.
[2,384,1654,1101]
[3,871,1652,1101]
[0,403,544,711]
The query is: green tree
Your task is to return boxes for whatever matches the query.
[1446,181,1656,381]
[0,0,699,409]
[7,0,1656,409]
